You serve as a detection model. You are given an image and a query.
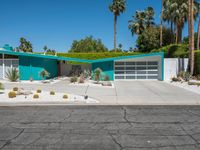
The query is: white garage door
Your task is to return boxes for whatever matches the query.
[114,61,159,80]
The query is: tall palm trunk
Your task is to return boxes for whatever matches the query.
[170,21,174,43]
[188,0,194,75]
[160,0,164,47]
[197,18,200,50]
[114,15,117,51]
[176,24,183,44]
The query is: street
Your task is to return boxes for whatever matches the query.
[0,106,200,150]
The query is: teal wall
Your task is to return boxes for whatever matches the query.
[92,61,114,81]
[19,56,58,80]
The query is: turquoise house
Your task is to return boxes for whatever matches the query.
[0,48,164,81]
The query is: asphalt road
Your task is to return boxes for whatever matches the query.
[0,106,200,150]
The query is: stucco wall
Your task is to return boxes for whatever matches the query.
[19,56,58,80]
[164,58,188,81]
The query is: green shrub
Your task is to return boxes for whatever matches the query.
[151,44,189,58]
[63,94,68,99]
[37,89,42,93]
[33,94,39,99]
[13,87,18,91]
[50,91,55,95]
[8,91,16,98]
[6,68,19,82]
[104,75,110,81]
[0,83,4,90]
[70,76,78,83]
[39,69,50,80]
[194,50,200,75]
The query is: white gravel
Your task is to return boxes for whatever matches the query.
[0,90,99,105]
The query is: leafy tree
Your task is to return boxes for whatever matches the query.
[69,36,108,53]
[128,7,155,36]
[18,37,33,52]
[109,0,126,51]
[136,26,173,52]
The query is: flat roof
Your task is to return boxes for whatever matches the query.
[0,50,164,63]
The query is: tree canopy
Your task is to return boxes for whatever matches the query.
[136,26,174,52]
[17,37,33,52]
[68,36,108,53]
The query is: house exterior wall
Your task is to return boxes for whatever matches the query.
[60,62,91,76]
[19,56,58,80]
[164,58,188,81]
[92,61,114,81]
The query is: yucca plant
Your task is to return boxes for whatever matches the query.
[39,69,50,80]
[6,68,19,82]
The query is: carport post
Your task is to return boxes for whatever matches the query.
[2,53,5,79]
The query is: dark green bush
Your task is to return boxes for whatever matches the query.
[151,44,189,58]
[194,50,200,75]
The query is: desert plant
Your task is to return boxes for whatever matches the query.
[0,83,4,90]
[33,94,39,99]
[37,89,42,93]
[6,68,19,82]
[78,74,85,83]
[94,68,102,83]
[70,76,78,83]
[104,75,110,81]
[63,94,68,99]
[50,91,55,95]
[39,69,50,80]
[171,77,182,82]
[13,87,18,91]
[8,91,16,98]
[184,72,191,82]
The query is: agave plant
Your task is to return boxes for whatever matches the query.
[6,68,19,82]
[39,69,50,80]
[94,68,102,84]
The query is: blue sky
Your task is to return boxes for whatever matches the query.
[0,0,198,52]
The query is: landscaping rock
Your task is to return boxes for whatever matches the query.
[102,81,112,86]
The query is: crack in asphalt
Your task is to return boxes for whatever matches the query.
[0,129,24,150]
[109,134,123,150]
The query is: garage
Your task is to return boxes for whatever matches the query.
[113,53,163,81]
[114,61,158,80]
[91,52,164,81]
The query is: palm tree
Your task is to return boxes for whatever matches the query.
[128,7,155,36]
[109,0,126,51]
[160,0,164,47]
[163,0,199,44]
[163,0,175,43]
[189,0,195,75]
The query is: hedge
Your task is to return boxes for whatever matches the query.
[45,52,142,60]
[195,50,200,75]
[151,44,189,58]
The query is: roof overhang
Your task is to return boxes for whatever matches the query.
[0,50,93,63]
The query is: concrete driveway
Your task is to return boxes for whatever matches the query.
[114,81,200,105]
[2,80,200,105]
